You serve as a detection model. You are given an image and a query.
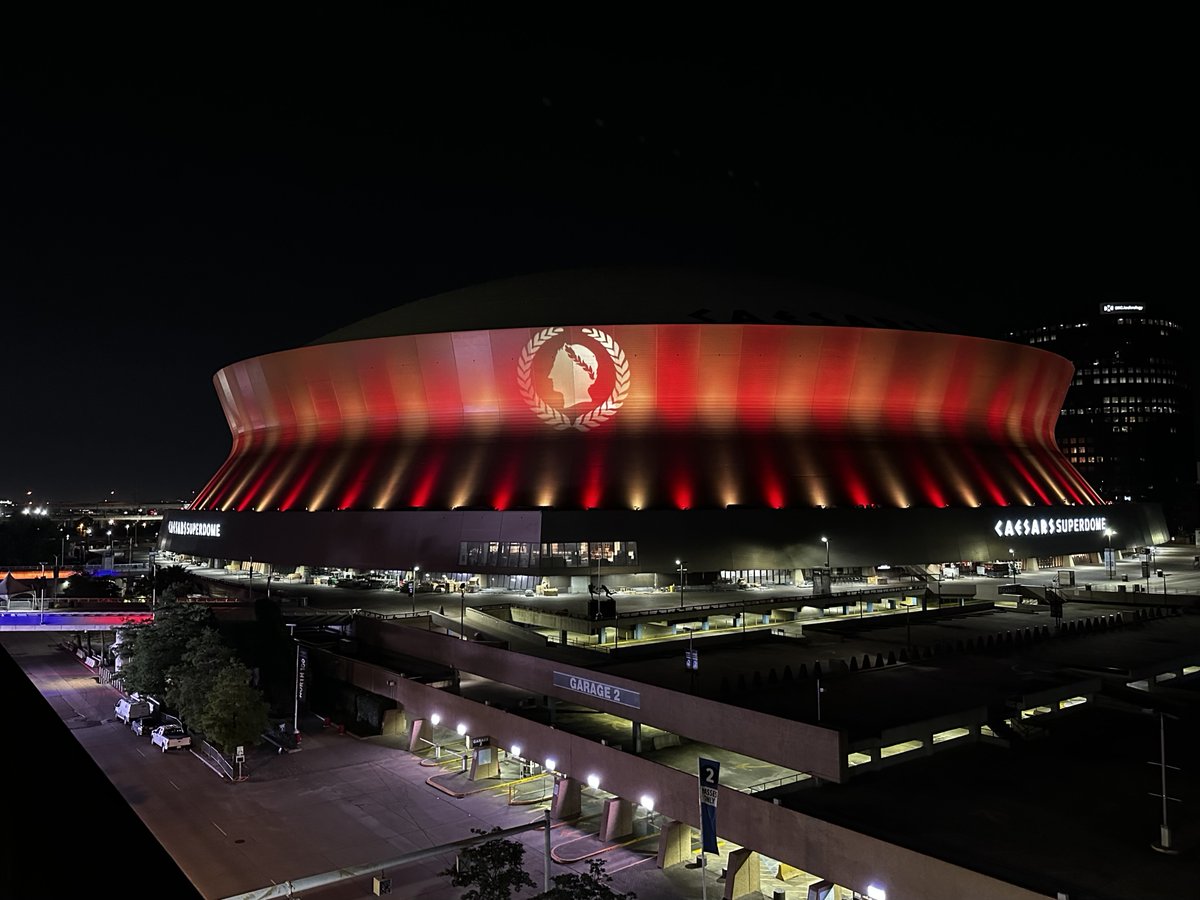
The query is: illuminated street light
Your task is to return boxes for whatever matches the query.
[544,757,556,773]
[1105,528,1116,579]
[821,536,830,568]
[586,773,600,790]
[676,559,686,608]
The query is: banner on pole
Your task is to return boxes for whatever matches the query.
[297,646,309,703]
[698,757,720,854]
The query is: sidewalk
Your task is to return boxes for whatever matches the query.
[235,716,815,900]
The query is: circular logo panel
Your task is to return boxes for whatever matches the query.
[517,327,630,430]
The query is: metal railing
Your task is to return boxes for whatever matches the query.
[741,771,810,795]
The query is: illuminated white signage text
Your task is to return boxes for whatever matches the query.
[994,516,1107,537]
[167,520,222,538]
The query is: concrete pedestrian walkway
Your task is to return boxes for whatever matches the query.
[232,715,818,900]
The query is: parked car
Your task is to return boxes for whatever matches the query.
[150,724,193,752]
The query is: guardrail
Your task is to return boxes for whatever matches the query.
[741,772,810,795]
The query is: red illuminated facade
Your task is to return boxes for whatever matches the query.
[193,323,1100,515]
[165,270,1169,577]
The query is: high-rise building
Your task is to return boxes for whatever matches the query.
[1008,302,1197,534]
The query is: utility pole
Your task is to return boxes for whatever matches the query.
[1149,709,1180,854]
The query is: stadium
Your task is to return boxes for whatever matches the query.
[161,267,1168,585]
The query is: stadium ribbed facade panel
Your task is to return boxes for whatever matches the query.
[193,324,1100,514]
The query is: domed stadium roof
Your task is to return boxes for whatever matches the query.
[309,267,968,345]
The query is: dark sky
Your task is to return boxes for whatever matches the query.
[2,19,1195,503]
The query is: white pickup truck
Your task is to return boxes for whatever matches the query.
[150,724,193,752]
[115,696,153,725]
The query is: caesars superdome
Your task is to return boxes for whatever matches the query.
[164,268,1168,579]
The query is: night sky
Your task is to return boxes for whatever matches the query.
[3,20,1195,503]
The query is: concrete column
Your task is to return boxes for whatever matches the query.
[407,717,429,753]
[550,776,581,820]
[632,721,642,753]
[600,797,634,841]
[866,601,874,613]
[723,847,760,900]
[702,619,711,631]
[656,819,692,869]
[381,708,407,737]
[634,623,644,640]
[760,613,770,625]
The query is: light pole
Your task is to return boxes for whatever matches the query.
[1009,548,1017,592]
[411,565,420,615]
[676,559,686,608]
[821,536,830,569]
[1149,709,1180,854]
[1105,528,1116,579]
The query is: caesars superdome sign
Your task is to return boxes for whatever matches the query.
[518,326,631,431]
[994,515,1107,537]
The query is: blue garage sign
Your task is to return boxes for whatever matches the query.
[698,756,720,854]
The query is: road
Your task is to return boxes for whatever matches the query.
[0,631,777,900]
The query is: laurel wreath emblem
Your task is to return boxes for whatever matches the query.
[517,326,631,431]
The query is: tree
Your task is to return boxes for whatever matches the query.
[60,572,121,599]
[533,859,636,900]
[116,600,215,697]
[439,828,535,900]
[156,564,205,598]
[196,663,270,753]
[166,628,236,725]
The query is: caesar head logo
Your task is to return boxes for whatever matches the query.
[518,327,630,430]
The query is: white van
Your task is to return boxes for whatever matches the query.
[115,696,153,725]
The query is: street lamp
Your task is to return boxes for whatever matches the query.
[676,559,686,608]
[821,536,830,568]
[1105,528,1116,579]
[412,565,420,615]
[147,547,161,607]
[1009,548,1017,591]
